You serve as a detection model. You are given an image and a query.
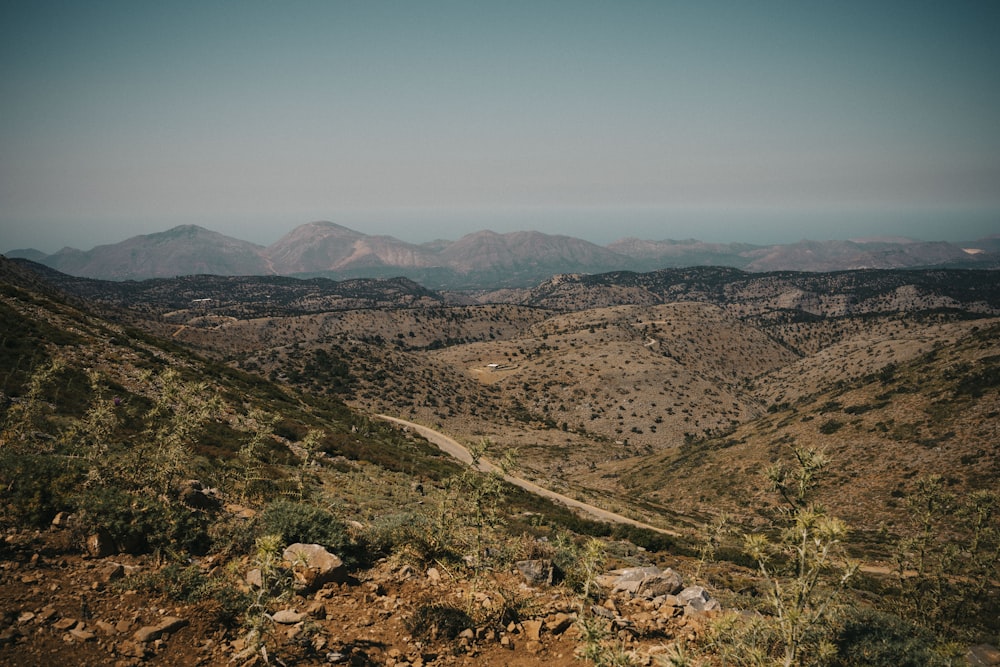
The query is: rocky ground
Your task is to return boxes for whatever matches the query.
[1,524,720,667]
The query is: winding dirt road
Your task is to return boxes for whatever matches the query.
[377,415,680,537]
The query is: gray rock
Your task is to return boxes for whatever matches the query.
[678,586,721,614]
[515,559,554,586]
[609,566,661,594]
[678,586,709,603]
[608,565,684,599]
[591,605,615,619]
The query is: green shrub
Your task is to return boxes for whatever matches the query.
[0,451,82,528]
[259,499,357,564]
[364,511,458,564]
[830,607,947,667]
[818,419,844,434]
[122,562,250,627]
[405,603,473,641]
[77,487,211,555]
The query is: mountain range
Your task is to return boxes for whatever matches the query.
[6,221,998,288]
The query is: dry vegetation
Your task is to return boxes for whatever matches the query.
[3,258,998,665]
[148,268,1000,550]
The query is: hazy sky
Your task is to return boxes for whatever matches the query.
[2,1,998,253]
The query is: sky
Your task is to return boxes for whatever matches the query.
[1,1,998,254]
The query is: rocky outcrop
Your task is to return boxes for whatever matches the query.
[282,543,347,592]
[599,565,721,614]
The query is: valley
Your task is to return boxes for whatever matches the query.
[40,260,1000,541]
[2,256,998,666]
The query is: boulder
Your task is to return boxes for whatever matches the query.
[606,565,684,599]
[515,559,555,586]
[282,543,346,592]
[677,586,721,614]
[678,586,709,604]
[85,529,116,558]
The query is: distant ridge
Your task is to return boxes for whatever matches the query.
[13,225,273,280]
[6,221,998,288]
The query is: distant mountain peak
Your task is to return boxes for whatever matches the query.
[15,221,998,285]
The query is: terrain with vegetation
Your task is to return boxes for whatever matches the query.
[1,254,998,666]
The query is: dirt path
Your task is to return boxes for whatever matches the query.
[377,415,680,537]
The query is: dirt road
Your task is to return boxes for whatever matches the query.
[377,415,680,537]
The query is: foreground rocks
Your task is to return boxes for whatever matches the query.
[0,528,731,666]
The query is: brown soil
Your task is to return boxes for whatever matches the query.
[0,528,699,667]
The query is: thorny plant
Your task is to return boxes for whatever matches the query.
[742,446,857,667]
[235,534,294,665]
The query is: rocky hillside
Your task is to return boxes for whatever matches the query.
[494,266,1000,316]
[74,263,995,536]
[0,256,704,666]
[2,257,998,664]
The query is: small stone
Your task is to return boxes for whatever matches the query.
[17,611,35,624]
[526,640,543,654]
[120,640,148,658]
[96,620,117,635]
[101,563,125,583]
[522,619,543,641]
[86,530,115,558]
[305,601,326,619]
[272,609,305,624]
[70,627,96,642]
[426,567,441,584]
[546,613,574,636]
[53,618,78,631]
[245,568,263,589]
[133,616,187,643]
